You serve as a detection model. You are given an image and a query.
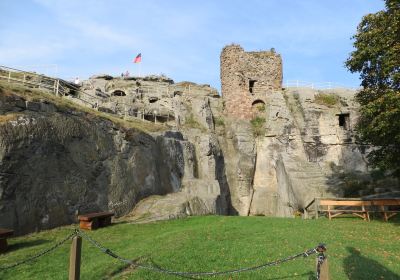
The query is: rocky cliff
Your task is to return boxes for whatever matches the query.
[220,87,398,217]
[0,83,225,234]
[1,67,398,234]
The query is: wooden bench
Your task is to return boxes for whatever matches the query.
[304,197,400,222]
[319,199,372,221]
[371,199,400,221]
[0,228,14,253]
[78,211,114,230]
[304,198,372,221]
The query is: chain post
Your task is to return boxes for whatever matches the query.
[316,244,329,280]
[69,235,82,280]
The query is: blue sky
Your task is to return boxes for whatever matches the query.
[0,0,385,91]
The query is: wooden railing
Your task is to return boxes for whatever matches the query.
[0,65,67,96]
[0,65,100,107]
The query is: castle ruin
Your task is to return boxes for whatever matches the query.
[220,44,283,119]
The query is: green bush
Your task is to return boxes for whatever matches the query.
[251,116,266,137]
[256,103,266,112]
[214,116,225,126]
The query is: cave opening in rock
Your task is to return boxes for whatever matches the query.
[144,114,155,122]
[337,113,350,130]
[112,90,126,96]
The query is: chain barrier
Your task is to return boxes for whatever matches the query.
[0,231,77,270]
[1,228,326,278]
[76,229,320,277]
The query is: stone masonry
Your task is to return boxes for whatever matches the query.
[220,44,283,119]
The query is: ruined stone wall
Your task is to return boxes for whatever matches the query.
[220,44,283,119]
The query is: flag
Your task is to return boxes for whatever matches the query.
[133,53,142,63]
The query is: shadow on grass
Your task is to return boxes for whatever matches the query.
[344,247,399,280]
[104,256,148,279]
[7,239,49,253]
[265,271,315,280]
[369,213,400,225]
[181,271,315,280]
[132,258,315,280]
[391,215,400,226]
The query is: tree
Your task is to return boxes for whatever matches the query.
[345,0,400,176]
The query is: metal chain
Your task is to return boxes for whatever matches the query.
[1,228,325,278]
[0,231,77,271]
[77,229,319,277]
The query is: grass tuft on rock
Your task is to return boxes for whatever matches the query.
[214,116,225,126]
[251,116,266,137]
[314,93,339,107]
[184,113,207,131]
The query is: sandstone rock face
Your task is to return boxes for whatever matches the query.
[125,92,231,221]
[215,86,398,217]
[0,91,225,234]
[218,120,256,215]
[127,179,222,223]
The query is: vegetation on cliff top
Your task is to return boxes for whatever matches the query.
[345,0,400,176]
[0,216,399,279]
[0,81,166,133]
[314,93,339,107]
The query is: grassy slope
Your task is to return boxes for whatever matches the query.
[0,81,166,133]
[0,216,399,280]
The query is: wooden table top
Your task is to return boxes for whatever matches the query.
[0,228,14,238]
[78,211,114,221]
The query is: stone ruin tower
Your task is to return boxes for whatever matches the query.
[220,44,283,119]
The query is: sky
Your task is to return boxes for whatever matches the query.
[0,0,385,91]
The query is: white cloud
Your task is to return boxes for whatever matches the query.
[0,32,77,65]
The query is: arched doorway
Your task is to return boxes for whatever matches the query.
[251,99,266,116]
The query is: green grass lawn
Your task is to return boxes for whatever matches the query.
[0,216,399,279]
